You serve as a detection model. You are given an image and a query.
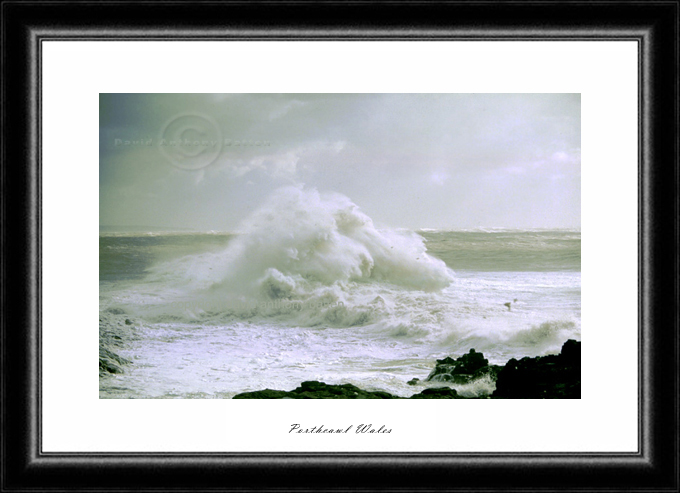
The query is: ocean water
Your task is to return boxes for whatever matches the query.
[99,187,580,398]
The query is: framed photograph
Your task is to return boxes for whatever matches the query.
[2,2,678,491]
[98,91,583,405]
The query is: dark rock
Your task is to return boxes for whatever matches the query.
[232,389,298,399]
[293,382,397,399]
[230,340,581,400]
[492,339,581,399]
[232,382,465,399]
[433,373,473,384]
[99,311,140,379]
[370,391,398,399]
[410,387,460,399]
[232,381,398,399]
[560,338,581,367]
[99,346,131,375]
[427,348,489,382]
[472,365,503,380]
[125,318,133,325]
[297,381,327,392]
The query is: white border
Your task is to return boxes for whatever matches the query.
[42,41,638,452]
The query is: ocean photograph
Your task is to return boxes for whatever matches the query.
[99,94,581,399]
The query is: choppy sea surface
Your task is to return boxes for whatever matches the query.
[99,187,580,398]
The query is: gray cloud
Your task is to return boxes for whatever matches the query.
[100,93,580,231]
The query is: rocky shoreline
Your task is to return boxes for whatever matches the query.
[99,309,136,377]
[99,311,580,400]
[233,339,581,399]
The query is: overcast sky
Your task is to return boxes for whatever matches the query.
[99,93,580,231]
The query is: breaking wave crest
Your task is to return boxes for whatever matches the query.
[139,186,454,327]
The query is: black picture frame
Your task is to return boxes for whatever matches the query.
[2,2,678,491]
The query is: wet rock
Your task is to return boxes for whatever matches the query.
[410,387,460,399]
[560,338,581,367]
[99,346,131,375]
[99,311,138,377]
[426,348,490,383]
[231,340,581,400]
[125,318,133,325]
[472,364,503,380]
[233,381,465,399]
[232,389,296,399]
[492,339,581,399]
[233,381,398,399]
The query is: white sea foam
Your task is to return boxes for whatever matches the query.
[99,187,581,398]
[139,186,454,327]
